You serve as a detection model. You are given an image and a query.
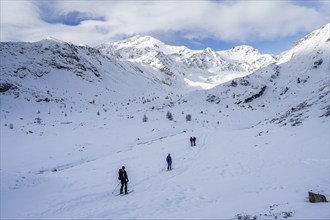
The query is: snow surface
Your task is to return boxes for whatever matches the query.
[1,24,329,219]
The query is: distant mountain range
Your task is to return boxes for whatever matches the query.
[97,35,276,89]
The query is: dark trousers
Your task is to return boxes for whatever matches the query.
[120,179,127,194]
[167,162,172,170]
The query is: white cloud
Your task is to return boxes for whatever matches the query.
[203,1,326,41]
[0,0,328,45]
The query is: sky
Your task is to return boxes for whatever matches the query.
[0,0,329,55]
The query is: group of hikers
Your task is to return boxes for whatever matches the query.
[117,136,197,194]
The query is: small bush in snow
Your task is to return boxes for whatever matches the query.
[35,117,42,124]
[142,114,148,122]
[166,111,173,121]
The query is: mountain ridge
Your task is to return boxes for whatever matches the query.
[1,24,329,109]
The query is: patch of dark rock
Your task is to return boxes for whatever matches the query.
[0,83,15,93]
[309,192,328,203]
[239,79,250,86]
[230,80,238,87]
[244,86,267,103]
[313,59,323,68]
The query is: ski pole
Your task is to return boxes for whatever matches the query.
[112,182,120,194]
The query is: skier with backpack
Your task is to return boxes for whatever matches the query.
[118,166,129,194]
[166,154,172,170]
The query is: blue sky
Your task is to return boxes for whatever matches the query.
[1,0,329,55]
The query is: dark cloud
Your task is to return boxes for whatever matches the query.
[44,10,105,26]
[38,3,105,26]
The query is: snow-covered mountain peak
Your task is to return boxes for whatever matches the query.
[228,45,260,55]
[217,45,275,73]
[201,47,217,55]
[113,35,193,57]
[114,35,165,49]
[42,36,66,44]
[220,45,263,61]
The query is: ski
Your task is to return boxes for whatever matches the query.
[123,189,134,195]
[115,189,134,196]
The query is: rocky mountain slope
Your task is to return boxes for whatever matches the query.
[198,23,330,124]
[0,37,184,119]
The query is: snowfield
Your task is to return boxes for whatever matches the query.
[1,24,329,219]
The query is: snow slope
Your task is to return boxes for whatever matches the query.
[1,24,329,219]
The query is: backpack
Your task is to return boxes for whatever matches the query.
[118,169,124,180]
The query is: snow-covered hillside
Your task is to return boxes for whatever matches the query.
[1,24,329,219]
[0,37,190,120]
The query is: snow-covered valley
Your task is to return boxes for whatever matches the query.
[1,24,329,219]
